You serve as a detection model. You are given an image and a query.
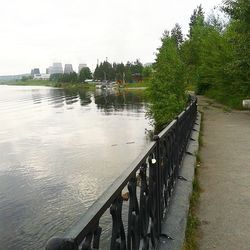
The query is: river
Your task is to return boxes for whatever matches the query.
[0,85,151,250]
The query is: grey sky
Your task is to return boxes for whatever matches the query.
[0,0,223,75]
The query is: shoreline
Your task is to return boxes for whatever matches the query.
[1,80,148,90]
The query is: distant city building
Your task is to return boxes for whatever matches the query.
[78,63,87,73]
[64,64,74,74]
[34,73,50,80]
[46,68,50,74]
[48,66,53,74]
[31,68,40,76]
[48,63,63,74]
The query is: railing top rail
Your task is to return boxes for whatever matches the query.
[157,119,177,139]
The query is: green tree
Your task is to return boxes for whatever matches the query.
[115,63,125,81]
[142,66,153,79]
[189,5,205,37]
[69,72,78,83]
[223,0,250,96]
[50,73,63,82]
[79,67,92,82]
[93,64,101,80]
[125,62,133,82]
[148,34,186,131]
[21,75,32,81]
[131,59,143,75]
[171,23,184,47]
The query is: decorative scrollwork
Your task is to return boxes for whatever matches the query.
[81,223,102,250]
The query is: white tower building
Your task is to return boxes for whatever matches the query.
[49,63,63,74]
[64,64,74,74]
[78,63,87,73]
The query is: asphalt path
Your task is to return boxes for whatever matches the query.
[197,96,250,250]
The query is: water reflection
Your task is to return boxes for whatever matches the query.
[0,85,151,250]
[31,89,42,104]
[94,89,146,114]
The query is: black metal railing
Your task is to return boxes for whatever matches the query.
[46,98,197,250]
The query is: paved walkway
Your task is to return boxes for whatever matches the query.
[197,96,250,250]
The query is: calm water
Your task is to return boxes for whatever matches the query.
[0,85,151,250]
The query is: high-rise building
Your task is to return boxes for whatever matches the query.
[78,63,87,73]
[64,64,74,74]
[31,68,40,76]
[49,63,63,74]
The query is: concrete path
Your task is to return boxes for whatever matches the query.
[197,96,250,250]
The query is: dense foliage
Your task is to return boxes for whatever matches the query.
[148,0,250,131]
[93,60,145,82]
[79,67,92,82]
[50,67,92,83]
[148,29,187,132]
[184,0,250,107]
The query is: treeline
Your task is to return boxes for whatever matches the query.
[50,67,92,83]
[148,0,250,130]
[93,60,153,82]
[50,61,153,84]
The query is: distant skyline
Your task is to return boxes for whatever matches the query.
[0,0,223,75]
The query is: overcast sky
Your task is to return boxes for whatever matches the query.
[0,0,223,75]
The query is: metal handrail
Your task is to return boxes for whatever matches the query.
[46,98,197,250]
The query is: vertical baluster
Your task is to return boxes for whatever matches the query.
[158,138,166,221]
[139,163,149,249]
[81,233,93,250]
[153,136,162,237]
[127,175,139,250]
[164,138,170,210]
[110,195,126,250]
[92,224,102,250]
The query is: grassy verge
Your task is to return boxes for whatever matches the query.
[205,88,248,109]
[183,112,203,250]
[6,79,56,86]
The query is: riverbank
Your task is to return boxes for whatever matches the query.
[3,80,96,90]
[3,80,149,90]
[1,79,56,87]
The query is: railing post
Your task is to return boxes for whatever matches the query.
[153,135,161,239]
[174,116,180,180]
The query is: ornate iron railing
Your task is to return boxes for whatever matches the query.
[46,98,197,250]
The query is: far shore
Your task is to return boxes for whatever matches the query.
[1,79,149,90]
